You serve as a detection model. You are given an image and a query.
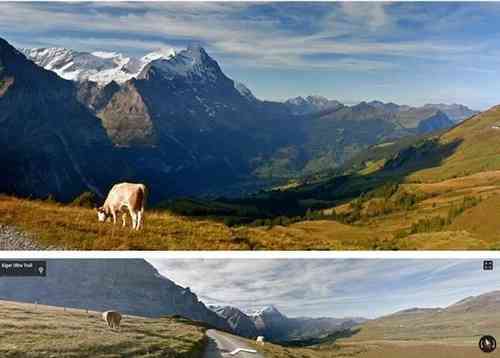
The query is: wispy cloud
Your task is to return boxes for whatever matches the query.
[149,259,499,319]
[1,2,499,108]
[0,2,494,71]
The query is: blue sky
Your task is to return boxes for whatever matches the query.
[150,259,500,319]
[1,2,500,109]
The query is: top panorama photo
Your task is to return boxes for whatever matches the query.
[1,2,500,250]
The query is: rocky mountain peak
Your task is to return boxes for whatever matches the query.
[139,44,223,83]
[0,259,230,331]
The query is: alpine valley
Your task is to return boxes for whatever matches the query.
[0,37,477,202]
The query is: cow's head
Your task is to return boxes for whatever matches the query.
[96,207,108,222]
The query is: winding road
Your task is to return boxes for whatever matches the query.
[203,329,264,358]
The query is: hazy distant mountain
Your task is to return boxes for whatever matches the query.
[285,95,343,115]
[248,305,365,342]
[424,103,478,122]
[369,291,500,321]
[346,290,500,344]
[0,259,230,331]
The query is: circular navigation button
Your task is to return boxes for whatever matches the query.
[479,335,497,353]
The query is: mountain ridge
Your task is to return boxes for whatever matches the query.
[1,36,476,202]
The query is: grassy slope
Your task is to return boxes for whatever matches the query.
[0,195,377,250]
[408,105,500,182]
[253,302,498,358]
[273,106,500,250]
[0,300,206,358]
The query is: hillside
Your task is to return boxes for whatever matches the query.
[0,300,207,358]
[0,195,389,250]
[0,259,230,330]
[254,291,500,357]
[227,105,500,250]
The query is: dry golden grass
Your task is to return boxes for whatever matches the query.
[2,168,500,250]
[0,300,206,358]
[408,106,500,183]
[0,196,388,250]
[254,299,500,357]
[255,341,486,358]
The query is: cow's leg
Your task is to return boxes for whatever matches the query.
[128,207,137,230]
[111,209,117,225]
[121,212,127,228]
[132,213,138,230]
[136,210,143,230]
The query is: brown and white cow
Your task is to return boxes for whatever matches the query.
[97,182,147,230]
[102,310,122,330]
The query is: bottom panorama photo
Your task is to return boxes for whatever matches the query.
[0,258,499,358]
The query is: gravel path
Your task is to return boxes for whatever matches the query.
[0,224,58,250]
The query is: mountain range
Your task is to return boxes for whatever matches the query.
[209,304,365,342]
[21,47,176,85]
[0,259,364,342]
[0,259,230,331]
[0,36,478,202]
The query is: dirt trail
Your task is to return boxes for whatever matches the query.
[0,224,55,250]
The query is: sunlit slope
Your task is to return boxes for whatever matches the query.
[259,292,500,357]
[0,300,206,358]
[407,105,500,182]
[0,195,378,250]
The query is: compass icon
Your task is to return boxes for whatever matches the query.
[479,335,497,353]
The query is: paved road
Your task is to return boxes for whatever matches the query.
[203,329,264,358]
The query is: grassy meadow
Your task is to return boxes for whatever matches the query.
[1,167,500,250]
[249,300,498,358]
[0,300,206,358]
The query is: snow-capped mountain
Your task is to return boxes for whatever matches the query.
[138,45,225,84]
[249,305,284,317]
[234,81,257,101]
[250,305,366,342]
[227,304,366,342]
[140,48,176,64]
[22,45,257,101]
[285,95,343,115]
[21,47,175,85]
[209,305,259,337]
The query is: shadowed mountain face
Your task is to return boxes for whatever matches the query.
[210,304,365,342]
[2,36,467,202]
[0,38,126,201]
[249,305,365,342]
[0,259,231,331]
[209,305,259,338]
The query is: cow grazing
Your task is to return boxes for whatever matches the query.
[102,310,122,330]
[97,183,147,230]
[256,336,265,345]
